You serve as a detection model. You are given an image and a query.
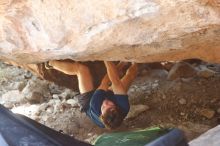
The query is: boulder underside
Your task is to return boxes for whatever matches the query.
[0,0,219,64]
[0,0,220,88]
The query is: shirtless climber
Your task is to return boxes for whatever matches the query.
[46,60,138,129]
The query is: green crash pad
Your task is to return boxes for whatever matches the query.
[94,127,169,146]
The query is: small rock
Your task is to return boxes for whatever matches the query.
[161,62,175,71]
[162,93,166,99]
[126,105,150,119]
[3,103,14,109]
[129,88,136,93]
[38,103,48,112]
[66,99,78,107]
[152,82,159,89]
[52,94,60,99]
[54,99,61,104]
[169,116,174,121]
[210,98,218,103]
[167,62,197,80]
[179,98,187,105]
[42,115,48,121]
[46,106,54,114]
[48,99,61,112]
[60,89,77,100]
[197,67,216,78]
[23,71,33,79]
[180,112,185,116]
[140,86,147,91]
[34,110,41,116]
[199,108,215,119]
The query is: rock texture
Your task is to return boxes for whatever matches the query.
[0,0,220,63]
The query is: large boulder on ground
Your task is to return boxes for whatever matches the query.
[0,0,220,63]
[21,78,50,103]
[167,62,197,80]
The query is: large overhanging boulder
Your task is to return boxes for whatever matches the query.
[0,0,220,64]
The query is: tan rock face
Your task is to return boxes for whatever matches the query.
[0,0,220,63]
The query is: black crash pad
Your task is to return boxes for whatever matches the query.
[0,104,92,146]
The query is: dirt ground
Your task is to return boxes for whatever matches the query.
[126,73,220,140]
[0,61,220,144]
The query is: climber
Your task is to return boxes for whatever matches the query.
[46,60,138,129]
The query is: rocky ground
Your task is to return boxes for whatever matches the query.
[1,60,220,144]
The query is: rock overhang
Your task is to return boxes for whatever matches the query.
[0,0,219,64]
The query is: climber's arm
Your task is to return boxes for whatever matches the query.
[97,74,111,91]
[104,61,126,94]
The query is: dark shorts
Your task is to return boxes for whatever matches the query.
[75,90,95,112]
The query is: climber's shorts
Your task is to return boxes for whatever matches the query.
[75,90,95,112]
